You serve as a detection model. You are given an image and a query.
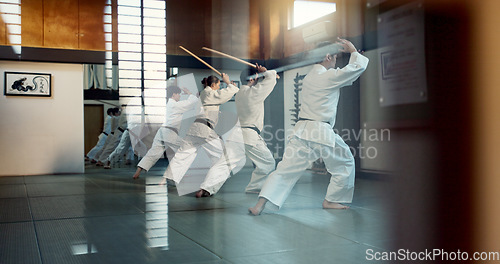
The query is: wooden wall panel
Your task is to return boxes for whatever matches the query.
[0,17,6,45]
[258,0,271,59]
[43,0,79,49]
[217,0,233,57]
[208,0,222,57]
[344,0,363,38]
[166,0,211,56]
[21,0,43,47]
[230,0,250,59]
[268,0,286,59]
[248,0,261,59]
[79,0,106,51]
[167,0,261,60]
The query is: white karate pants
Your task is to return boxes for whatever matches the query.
[86,133,107,160]
[97,131,122,163]
[163,135,223,184]
[201,134,275,195]
[107,130,132,164]
[259,134,355,209]
[137,128,181,171]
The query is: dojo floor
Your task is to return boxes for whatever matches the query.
[0,160,394,264]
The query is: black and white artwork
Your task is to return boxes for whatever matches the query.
[4,72,52,97]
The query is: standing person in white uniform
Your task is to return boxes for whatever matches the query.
[94,108,120,165]
[198,64,277,196]
[132,85,199,179]
[96,106,128,166]
[86,108,114,162]
[249,38,369,215]
[103,107,133,169]
[161,73,239,189]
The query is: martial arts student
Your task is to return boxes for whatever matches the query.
[103,116,133,169]
[96,106,128,166]
[197,64,277,196]
[93,107,120,164]
[249,38,369,215]
[86,107,114,162]
[161,73,239,190]
[132,85,199,179]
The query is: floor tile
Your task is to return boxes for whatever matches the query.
[29,193,144,220]
[24,174,86,184]
[227,243,381,264]
[26,181,103,197]
[275,207,393,250]
[0,184,27,198]
[0,222,41,264]
[34,216,220,264]
[169,207,353,259]
[0,176,24,185]
[0,197,32,223]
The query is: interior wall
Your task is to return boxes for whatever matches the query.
[0,61,84,176]
[359,49,394,171]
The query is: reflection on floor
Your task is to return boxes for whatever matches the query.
[0,160,394,264]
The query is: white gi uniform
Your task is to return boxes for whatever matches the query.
[201,70,278,194]
[93,114,119,160]
[97,111,128,163]
[163,83,239,184]
[87,114,112,160]
[137,94,199,171]
[259,52,369,209]
[106,126,131,165]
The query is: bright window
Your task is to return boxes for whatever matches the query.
[293,1,336,28]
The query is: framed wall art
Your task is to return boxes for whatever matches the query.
[4,72,52,97]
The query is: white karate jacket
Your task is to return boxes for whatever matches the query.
[103,115,112,134]
[235,70,277,145]
[187,83,239,138]
[163,94,199,129]
[293,51,369,147]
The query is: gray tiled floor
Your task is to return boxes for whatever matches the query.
[0,160,394,264]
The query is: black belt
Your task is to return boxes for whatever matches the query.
[117,127,127,133]
[298,118,331,125]
[194,118,214,129]
[242,126,261,135]
[163,126,179,134]
[102,132,109,136]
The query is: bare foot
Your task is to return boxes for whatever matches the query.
[132,167,142,179]
[159,178,167,185]
[248,206,264,216]
[248,197,267,216]
[195,189,211,198]
[322,200,349,209]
